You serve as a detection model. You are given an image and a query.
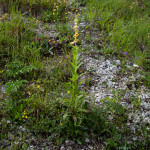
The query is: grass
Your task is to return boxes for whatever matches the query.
[85,0,150,64]
[0,0,150,149]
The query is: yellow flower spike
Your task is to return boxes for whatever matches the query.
[70,14,79,44]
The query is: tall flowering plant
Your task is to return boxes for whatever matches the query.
[64,15,88,115]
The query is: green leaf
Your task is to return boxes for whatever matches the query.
[44,146,49,150]
[22,143,28,150]
[75,62,83,72]
[70,62,77,70]
[63,113,68,121]
[79,79,85,86]
[77,139,82,145]
[75,108,91,113]
[48,47,53,55]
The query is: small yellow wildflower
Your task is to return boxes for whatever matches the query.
[56,6,59,8]
[22,116,24,118]
[75,33,79,37]
[53,41,55,43]
[49,40,51,42]
[29,9,31,11]
[60,123,63,126]
[53,9,56,11]
[74,25,78,30]
[67,91,70,94]
[37,85,40,88]
[140,91,142,93]
[53,12,55,15]
[25,116,28,119]
[75,29,78,32]
[70,42,75,45]
[74,39,78,42]
[136,20,138,23]
[73,35,78,38]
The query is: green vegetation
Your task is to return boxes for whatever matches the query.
[0,0,150,149]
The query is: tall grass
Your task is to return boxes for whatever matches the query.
[85,0,150,66]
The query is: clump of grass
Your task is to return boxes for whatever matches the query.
[85,0,150,67]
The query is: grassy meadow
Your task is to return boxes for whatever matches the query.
[0,0,150,149]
